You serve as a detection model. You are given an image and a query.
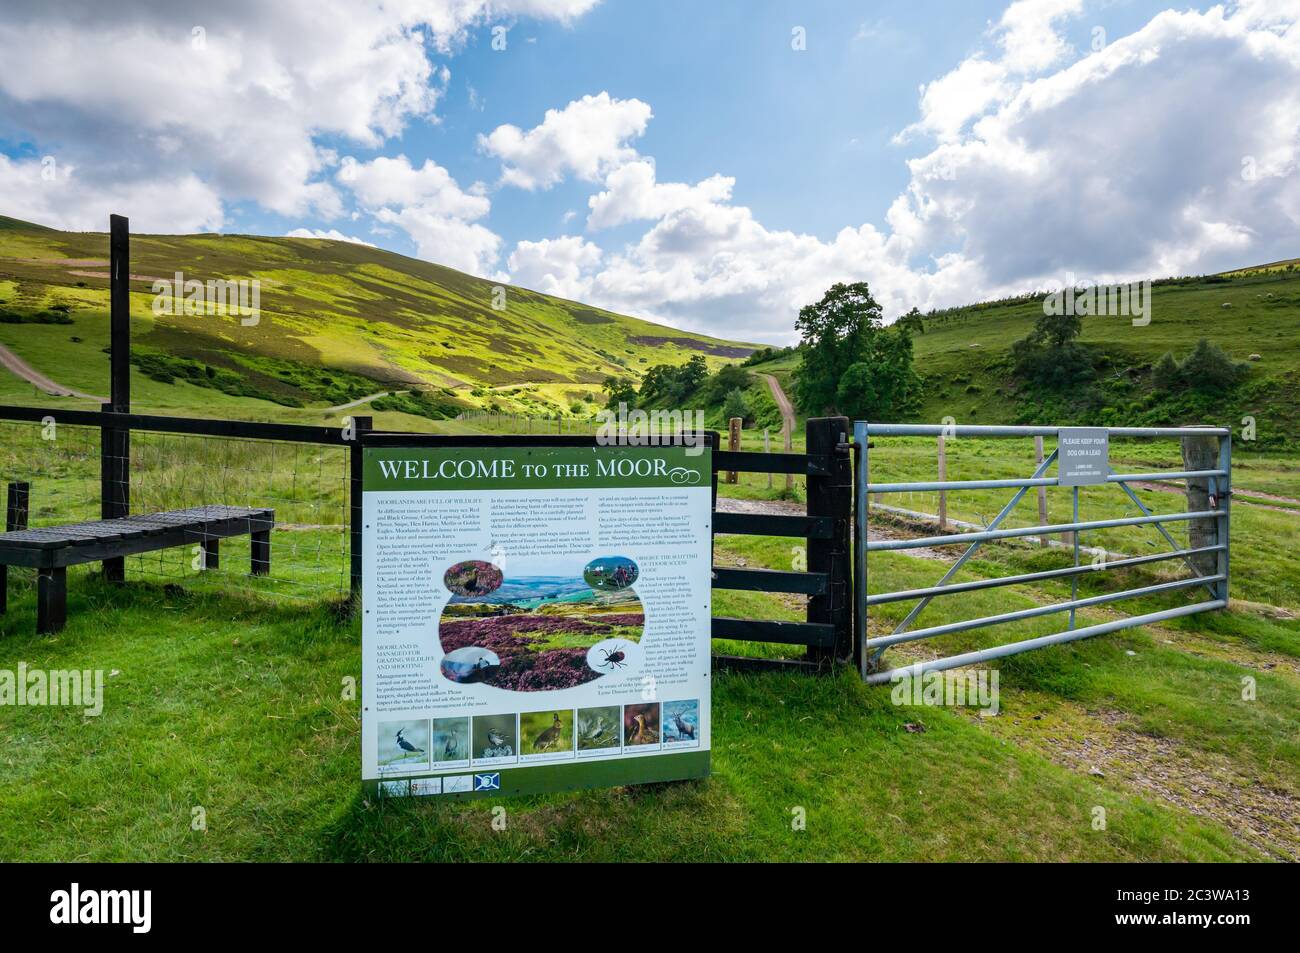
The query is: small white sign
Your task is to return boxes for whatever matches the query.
[1058,428,1109,486]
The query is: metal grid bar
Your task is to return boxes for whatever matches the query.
[864,423,1229,438]
[865,545,1224,605]
[855,421,1231,684]
[864,600,1226,685]
[866,574,1225,650]
[867,509,1218,552]
[865,469,1226,493]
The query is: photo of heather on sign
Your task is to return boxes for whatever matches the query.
[438,559,645,691]
[360,441,712,798]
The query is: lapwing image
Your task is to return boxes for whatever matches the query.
[395,728,424,756]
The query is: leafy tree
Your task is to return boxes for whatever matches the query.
[895,307,925,335]
[1011,304,1093,389]
[1152,352,1182,391]
[834,328,923,421]
[1180,338,1247,393]
[722,387,751,423]
[638,355,709,408]
[601,375,638,410]
[1152,339,1247,395]
[794,282,883,414]
[703,363,752,403]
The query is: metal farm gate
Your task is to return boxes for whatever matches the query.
[852,423,1231,684]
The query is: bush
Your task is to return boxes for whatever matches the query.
[1151,339,1247,395]
[722,387,751,423]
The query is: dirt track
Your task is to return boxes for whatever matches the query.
[761,373,795,441]
[0,343,104,401]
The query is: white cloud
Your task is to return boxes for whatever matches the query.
[338,155,489,219]
[374,206,502,276]
[336,153,500,276]
[896,0,1082,143]
[0,154,223,232]
[285,227,375,246]
[586,159,735,229]
[479,92,653,189]
[507,235,603,298]
[0,0,601,228]
[502,2,1300,344]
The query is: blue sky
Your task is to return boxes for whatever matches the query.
[1,1,1297,343]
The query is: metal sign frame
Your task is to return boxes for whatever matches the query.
[852,423,1230,685]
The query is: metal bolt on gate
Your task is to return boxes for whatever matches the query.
[852,423,1231,685]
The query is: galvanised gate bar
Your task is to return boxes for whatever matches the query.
[852,423,1231,685]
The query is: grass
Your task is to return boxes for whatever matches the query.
[0,214,758,422]
[1,500,1295,861]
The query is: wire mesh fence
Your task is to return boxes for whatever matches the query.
[0,419,351,604]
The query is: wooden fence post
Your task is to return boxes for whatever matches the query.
[726,417,741,484]
[764,429,772,489]
[1182,430,1221,577]
[806,416,852,664]
[937,435,948,531]
[6,482,29,532]
[1035,435,1049,547]
[101,213,132,582]
[349,415,373,603]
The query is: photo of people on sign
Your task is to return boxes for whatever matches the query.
[360,443,712,799]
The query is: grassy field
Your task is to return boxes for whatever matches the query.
[1,217,1296,862]
[1,511,1293,861]
[1,427,1296,860]
[0,215,757,424]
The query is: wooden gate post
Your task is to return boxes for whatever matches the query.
[807,416,852,664]
[726,417,741,483]
[1182,429,1222,578]
[349,415,374,603]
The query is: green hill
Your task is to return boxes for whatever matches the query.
[752,267,1300,448]
[0,215,757,426]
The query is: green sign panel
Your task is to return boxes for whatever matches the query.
[361,442,712,798]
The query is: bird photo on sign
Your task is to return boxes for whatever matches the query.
[378,720,431,771]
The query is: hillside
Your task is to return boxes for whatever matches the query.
[751,267,1300,448]
[0,215,757,426]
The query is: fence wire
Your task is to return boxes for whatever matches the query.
[0,420,351,604]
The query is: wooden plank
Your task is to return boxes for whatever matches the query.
[711,616,835,646]
[713,512,833,539]
[0,508,275,568]
[712,654,822,674]
[712,450,829,475]
[712,565,828,595]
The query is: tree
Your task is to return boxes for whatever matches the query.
[794,282,883,414]
[722,387,751,423]
[1180,338,1246,393]
[896,307,925,335]
[1152,339,1247,394]
[834,328,923,421]
[1152,352,1182,391]
[601,375,638,410]
[1011,303,1093,389]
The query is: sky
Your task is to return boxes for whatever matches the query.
[0,0,1297,344]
